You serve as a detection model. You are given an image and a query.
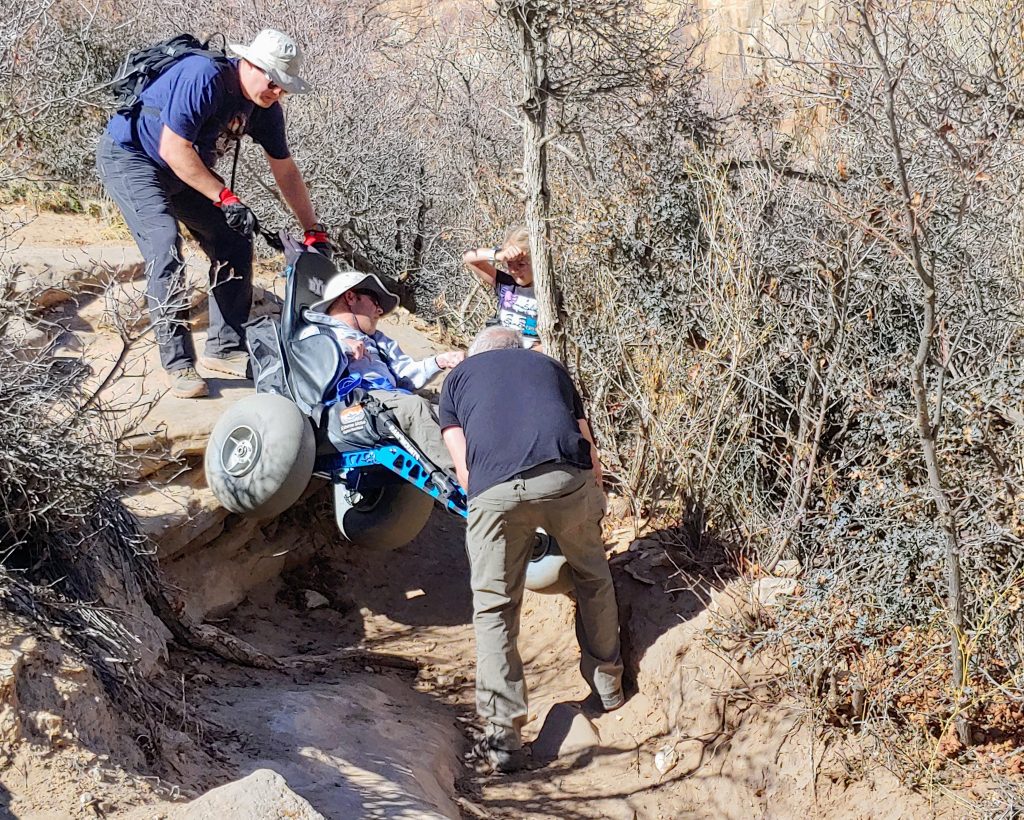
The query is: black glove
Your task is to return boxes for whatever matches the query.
[215,188,257,237]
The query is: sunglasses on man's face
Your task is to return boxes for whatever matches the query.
[262,69,288,94]
[354,289,382,309]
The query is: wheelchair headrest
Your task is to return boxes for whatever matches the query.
[281,242,339,343]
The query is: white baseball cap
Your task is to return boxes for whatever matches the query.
[229,29,311,94]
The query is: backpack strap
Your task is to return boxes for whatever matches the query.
[116,35,231,118]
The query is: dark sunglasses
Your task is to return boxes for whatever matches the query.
[353,289,381,308]
[262,69,288,94]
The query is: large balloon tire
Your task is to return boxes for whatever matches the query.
[525,530,572,595]
[335,481,434,551]
[204,393,315,519]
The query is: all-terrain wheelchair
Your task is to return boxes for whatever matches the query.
[203,236,569,593]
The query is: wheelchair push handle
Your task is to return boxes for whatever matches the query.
[253,217,336,260]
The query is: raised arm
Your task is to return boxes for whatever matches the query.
[463,247,501,287]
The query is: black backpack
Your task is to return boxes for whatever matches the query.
[110,33,229,116]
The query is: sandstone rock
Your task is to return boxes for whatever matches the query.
[207,680,461,819]
[531,703,602,762]
[4,317,53,361]
[10,245,144,309]
[174,769,324,820]
[84,277,206,335]
[120,335,254,461]
[123,467,230,561]
[162,521,284,621]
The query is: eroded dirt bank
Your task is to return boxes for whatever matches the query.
[1,493,958,819]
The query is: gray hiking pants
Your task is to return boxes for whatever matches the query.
[467,464,623,751]
[369,389,455,473]
[96,132,253,373]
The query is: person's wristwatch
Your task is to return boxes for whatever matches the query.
[487,247,501,265]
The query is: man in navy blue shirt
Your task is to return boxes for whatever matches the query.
[97,29,327,398]
[439,326,624,773]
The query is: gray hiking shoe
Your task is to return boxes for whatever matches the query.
[468,738,528,774]
[167,366,209,399]
[581,688,627,715]
[199,352,249,379]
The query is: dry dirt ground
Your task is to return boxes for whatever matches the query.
[0,209,968,818]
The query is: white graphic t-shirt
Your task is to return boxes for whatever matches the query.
[494,271,539,341]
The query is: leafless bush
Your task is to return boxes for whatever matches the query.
[659,0,1024,789]
[0,241,173,733]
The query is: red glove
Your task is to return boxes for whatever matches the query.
[303,223,330,247]
[214,187,241,207]
[303,223,332,256]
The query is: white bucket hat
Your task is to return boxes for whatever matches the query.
[229,29,311,94]
[309,270,400,316]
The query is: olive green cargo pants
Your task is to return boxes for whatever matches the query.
[466,463,624,751]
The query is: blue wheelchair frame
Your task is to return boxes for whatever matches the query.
[315,447,469,519]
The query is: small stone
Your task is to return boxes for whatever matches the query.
[774,559,802,578]
[752,577,798,606]
[80,792,95,806]
[302,590,330,610]
[654,744,678,775]
[175,769,324,819]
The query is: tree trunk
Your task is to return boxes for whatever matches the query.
[515,7,567,363]
[911,287,969,744]
[860,3,968,744]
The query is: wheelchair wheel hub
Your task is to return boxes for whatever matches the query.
[223,425,262,477]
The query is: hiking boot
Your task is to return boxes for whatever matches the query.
[467,738,528,774]
[166,366,209,399]
[581,688,627,715]
[199,351,249,379]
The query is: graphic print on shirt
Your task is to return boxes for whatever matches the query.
[215,112,249,158]
[495,273,538,338]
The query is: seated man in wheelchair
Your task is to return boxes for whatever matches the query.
[299,269,464,473]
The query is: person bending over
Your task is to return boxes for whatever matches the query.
[439,326,624,773]
[97,28,329,398]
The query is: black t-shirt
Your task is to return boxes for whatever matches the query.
[438,349,593,498]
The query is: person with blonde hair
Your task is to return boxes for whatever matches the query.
[462,226,541,349]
